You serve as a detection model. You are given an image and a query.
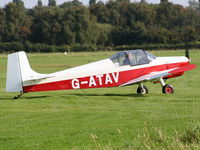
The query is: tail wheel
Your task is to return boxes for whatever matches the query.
[162,84,174,94]
[137,85,148,95]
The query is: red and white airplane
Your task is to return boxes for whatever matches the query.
[6,49,196,99]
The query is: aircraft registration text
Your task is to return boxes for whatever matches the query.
[71,72,119,89]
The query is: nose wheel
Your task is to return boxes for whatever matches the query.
[160,77,174,94]
[137,83,148,95]
[162,84,174,94]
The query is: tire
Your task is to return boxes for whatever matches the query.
[162,84,174,94]
[137,85,149,95]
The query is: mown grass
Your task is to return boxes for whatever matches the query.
[0,50,199,150]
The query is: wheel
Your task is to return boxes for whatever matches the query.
[162,84,174,94]
[137,85,149,95]
[13,96,18,99]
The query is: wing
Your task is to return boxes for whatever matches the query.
[120,64,196,86]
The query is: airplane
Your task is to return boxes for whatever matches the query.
[5,49,196,99]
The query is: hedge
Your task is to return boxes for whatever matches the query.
[0,42,200,53]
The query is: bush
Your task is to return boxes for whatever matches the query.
[71,44,97,52]
[0,42,200,53]
[56,45,71,52]
[114,43,197,51]
[0,42,24,52]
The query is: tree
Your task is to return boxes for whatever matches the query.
[61,24,75,44]
[89,0,96,6]
[13,0,21,2]
[181,26,197,47]
[0,9,6,41]
[90,3,110,23]
[60,0,82,8]
[48,0,56,6]
[146,26,171,43]
[188,0,200,11]
[37,0,43,7]
[30,7,62,44]
[71,0,82,6]
[97,1,104,5]
[129,21,147,44]
[3,2,31,42]
[116,0,130,3]
[140,0,147,4]
[155,3,174,28]
[161,0,168,3]
[1,0,200,48]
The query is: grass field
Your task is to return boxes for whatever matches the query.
[0,50,200,150]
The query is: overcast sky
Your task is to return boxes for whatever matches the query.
[0,0,190,8]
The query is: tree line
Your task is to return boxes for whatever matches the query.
[0,0,200,52]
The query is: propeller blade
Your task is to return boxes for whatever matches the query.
[185,48,189,58]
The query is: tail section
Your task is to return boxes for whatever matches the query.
[6,51,40,92]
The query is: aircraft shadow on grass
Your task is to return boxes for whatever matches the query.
[0,93,143,101]
[0,95,50,101]
[24,96,51,100]
[65,93,145,98]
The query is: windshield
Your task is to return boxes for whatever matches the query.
[110,50,155,67]
[126,50,149,66]
[146,51,156,61]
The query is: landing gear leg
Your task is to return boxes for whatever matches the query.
[160,77,174,94]
[13,92,24,99]
[137,83,148,95]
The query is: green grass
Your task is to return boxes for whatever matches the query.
[0,50,200,150]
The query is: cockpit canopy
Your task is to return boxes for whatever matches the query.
[110,49,156,67]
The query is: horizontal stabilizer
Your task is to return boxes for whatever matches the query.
[23,74,55,81]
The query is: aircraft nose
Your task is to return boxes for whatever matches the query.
[185,56,191,63]
[166,56,190,66]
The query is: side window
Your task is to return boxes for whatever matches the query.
[110,52,130,67]
[118,53,129,66]
[135,51,149,65]
[128,50,149,66]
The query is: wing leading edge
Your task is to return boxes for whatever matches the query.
[120,64,196,86]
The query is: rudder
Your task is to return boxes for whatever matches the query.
[6,51,38,93]
[6,52,23,92]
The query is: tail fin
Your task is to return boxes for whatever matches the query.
[6,51,39,92]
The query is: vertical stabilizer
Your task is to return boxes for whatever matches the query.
[6,52,23,92]
[6,51,39,92]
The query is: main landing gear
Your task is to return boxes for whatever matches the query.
[137,83,148,95]
[136,77,174,95]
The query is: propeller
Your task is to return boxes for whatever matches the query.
[185,47,192,62]
[185,48,190,59]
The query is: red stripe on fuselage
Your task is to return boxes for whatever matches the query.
[23,62,188,93]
